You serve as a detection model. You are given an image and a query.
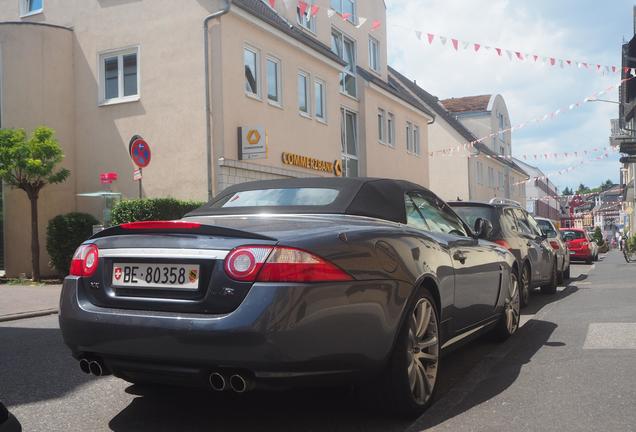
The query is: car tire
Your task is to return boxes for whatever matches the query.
[520,264,531,308]
[541,260,558,295]
[492,270,520,341]
[378,288,440,418]
[557,260,564,285]
[586,257,593,264]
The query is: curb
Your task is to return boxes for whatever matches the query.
[0,308,58,323]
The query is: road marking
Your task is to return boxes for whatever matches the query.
[583,323,636,349]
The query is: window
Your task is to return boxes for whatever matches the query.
[500,145,505,155]
[314,80,326,121]
[331,30,357,97]
[369,37,380,72]
[405,192,468,236]
[377,109,385,142]
[512,208,534,236]
[498,113,505,142]
[213,188,339,208]
[387,113,395,147]
[20,0,42,16]
[297,3,316,32]
[498,172,504,191]
[99,47,139,104]
[413,125,421,155]
[406,122,413,153]
[488,167,495,188]
[266,57,281,105]
[476,161,483,185]
[298,72,310,115]
[330,0,356,23]
[341,108,358,177]
[244,47,260,97]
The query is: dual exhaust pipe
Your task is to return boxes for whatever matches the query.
[209,372,253,393]
[79,358,108,377]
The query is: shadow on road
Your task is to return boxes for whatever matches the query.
[109,385,410,432]
[523,284,579,316]
[408,318,559,431]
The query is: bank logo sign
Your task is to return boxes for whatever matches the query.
[238,126,267,160]
[282,152,343,177]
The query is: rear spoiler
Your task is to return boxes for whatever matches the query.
[90,220,276,241]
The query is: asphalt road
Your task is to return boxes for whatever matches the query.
[0,263,593,432]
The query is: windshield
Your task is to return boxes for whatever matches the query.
[211,188,340,208]
[450,206,496,231]
[536,219,558,238]
[561,230,585,241]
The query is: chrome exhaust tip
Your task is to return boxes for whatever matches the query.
[89,360,104,377]
[229,374,249,393]
[79,358,91,374]
[209,372,227,392]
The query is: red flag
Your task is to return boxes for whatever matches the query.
[474,43,480,52]
[515,51,523,60]
[612,66,617,73]
[549,58,556,66]
[625,67,630,73]
[495,47,502,56]
[268,0,275,7]
[310,4,319,16]
[596,64,601,71]
[566,60,572,65]
[371,20,381,31]
[582,62,588,68]
[427,33,435,44]
[298,1,308,17]
[451,39,459,50]
[533,54,538,62]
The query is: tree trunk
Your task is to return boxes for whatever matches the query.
[29,194,40,282]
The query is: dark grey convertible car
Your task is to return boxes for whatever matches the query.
[59,178,520,416]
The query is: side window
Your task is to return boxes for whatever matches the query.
[512,208,534,237]
[405,194,431,231]
[405,192,468,237]
[526,214,543,237]
[503,209,518,232]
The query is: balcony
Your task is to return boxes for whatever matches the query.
[619,139,636,155]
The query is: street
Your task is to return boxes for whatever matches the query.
[2,258,622,432]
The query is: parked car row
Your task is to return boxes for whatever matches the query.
[58,178,583,417]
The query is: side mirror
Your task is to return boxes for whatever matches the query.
[474,217,493,240]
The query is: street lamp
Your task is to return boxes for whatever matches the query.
[587,98,620,104]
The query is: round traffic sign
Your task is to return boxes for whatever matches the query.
[130,138,151,168]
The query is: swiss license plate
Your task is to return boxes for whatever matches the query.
[112,263,200,289]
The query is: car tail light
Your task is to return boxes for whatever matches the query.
[224,246,353,283]
[120,221,201,230]
[69,244,99,277]
[550,241,560,250]
[494,240,511,250]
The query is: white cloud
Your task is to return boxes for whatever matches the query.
[386,0,625,190]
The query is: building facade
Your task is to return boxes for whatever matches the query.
[0,0,437,276]
[389,71,528,203]
[513,159,561,221]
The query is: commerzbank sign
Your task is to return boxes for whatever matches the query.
[282,152,343,177]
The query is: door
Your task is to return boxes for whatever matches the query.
[405,192,502,330]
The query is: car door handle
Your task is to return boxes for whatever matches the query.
[453,251,467,264]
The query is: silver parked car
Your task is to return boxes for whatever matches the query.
[535,218,570,283]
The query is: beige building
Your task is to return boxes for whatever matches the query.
[390,71,528,204]
[0,0,435,277]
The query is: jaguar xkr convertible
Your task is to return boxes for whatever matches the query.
[59,178,520,416]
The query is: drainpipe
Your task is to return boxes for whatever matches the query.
[204,0,232,202]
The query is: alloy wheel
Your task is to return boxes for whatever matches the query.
[407,298,439,405]
[504,274,520,334]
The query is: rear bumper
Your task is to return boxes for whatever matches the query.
[569,249,591,260]
[59,277,411,387]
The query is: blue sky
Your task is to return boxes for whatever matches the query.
[386,0,634,191]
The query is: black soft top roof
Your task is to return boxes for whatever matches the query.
[188,177,429,224]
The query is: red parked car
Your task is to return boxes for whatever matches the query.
[560,228,597,264]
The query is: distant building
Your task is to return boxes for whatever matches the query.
[513,159,560,221]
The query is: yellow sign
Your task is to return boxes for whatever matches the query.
[282,152,342,177]
[247,129,261,145]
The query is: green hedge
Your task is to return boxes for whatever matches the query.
[110,198,205,225]
[46,212,99,275]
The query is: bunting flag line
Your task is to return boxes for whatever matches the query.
[513,150,616,186]
[416,30,631,76]
[428,76,635,158]
[269,0,383,32]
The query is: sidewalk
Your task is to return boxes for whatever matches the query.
[0,284,62,322]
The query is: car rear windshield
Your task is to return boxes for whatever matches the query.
[561,230,585,240]
[536,220,558,238]
[210,188,340,208]
[450,205,496,230]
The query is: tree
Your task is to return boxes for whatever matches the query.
[0,127,70,281]
[577,184,591,194]
[593,226,604,245]
[600,179,614,191]
[562,187,573,196]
